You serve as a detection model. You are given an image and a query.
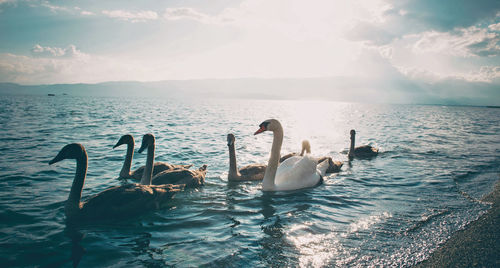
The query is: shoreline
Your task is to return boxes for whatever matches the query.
[416,178,500,267]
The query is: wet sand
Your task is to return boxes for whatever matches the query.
[416,179,500,267]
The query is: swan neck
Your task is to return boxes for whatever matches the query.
[228,144,239,177]
[140,143,154,185]
[263,126,283,190]
[349,135,355,158]
[67,151,87,206]
[120,143,134,178]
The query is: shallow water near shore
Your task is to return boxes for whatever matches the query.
[0,95,499,267]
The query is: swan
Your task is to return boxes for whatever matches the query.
[254,119,330,191]
[280,140,343,173]
[113,134,192,180]
[348,129,379,159]
[279,140,311,163]
[49,143,183,222]
[227,133,266,181]
[138,133,207,188]
[317,156,343,173]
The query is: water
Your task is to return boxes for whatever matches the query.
[0,95,499,267]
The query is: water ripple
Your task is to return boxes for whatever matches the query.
[0,96,498,267]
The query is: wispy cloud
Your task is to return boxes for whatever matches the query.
[412,25,500,58]
[102,10,158,22]
[0,0,16,5]
[40,0,70,13]
[0,45,153,84]
[80,10,94,16]
[30,44,88,59]
[164,7,210,22]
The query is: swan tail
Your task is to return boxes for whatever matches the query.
[317,158,330,177]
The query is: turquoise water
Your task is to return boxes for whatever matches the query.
[0,95,499,267]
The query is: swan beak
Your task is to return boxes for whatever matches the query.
[138,141,147,153]
[112,142,122,149]
[254,126,266,135]
[48,154,63,165]
[113,136,128,149]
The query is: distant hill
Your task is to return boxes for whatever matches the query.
[0,76,498,106]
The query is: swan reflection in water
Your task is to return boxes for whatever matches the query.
[64,225,85,268]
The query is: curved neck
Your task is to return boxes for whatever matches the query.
[140,142,155,185]
[119,142,134,178]
[228,144,240,177]
[68,152,87,207]
[348,135,355,158]
[262,127,283,190]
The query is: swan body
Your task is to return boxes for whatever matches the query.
[138,133,207,188]
[255,119,329,191]
[227,133,266,181]
[113,134,192,180]
[152,165,207,187]
[49,143,182,222]
[280,140,343,173]
[348,129,379,159]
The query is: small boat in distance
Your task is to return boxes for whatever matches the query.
[48,94,55,96]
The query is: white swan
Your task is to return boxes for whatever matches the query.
[138,133,207,187]
[348,129,378,159]
[49,143,183,222]
[227,133,266,181]
[113,134,192,180]
[254,119,329,191]
[280,140,343,173]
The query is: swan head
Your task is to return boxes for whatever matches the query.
[113,134,134,149]
[49,143,86,165]
[138,133,155,153]
[350,129,356,139]
[254,119,281,135]
[227,133,235,146]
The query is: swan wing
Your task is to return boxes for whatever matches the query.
[130,162,174,180]
[80,183,182,220]
[274,155,321,190]
[152,168,205,187]
[239,164,266,180]
[279,152,297,163]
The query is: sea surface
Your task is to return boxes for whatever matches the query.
[0,94,499,267]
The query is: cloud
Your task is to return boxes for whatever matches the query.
[468,66,500,82]
[345,22,395,46]
[0,45,159,84]
[163,7,213,23]
[80,10,94,16]
[102,10,158,22]
[0,0,16,5]
[30,44,88,59]
[349,0,500,45]
[489,22,500,31]
[40,0,70,13]
[412,26,500,58]
[387,0,500,31]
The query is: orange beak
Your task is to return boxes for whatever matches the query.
[254,126,266,135]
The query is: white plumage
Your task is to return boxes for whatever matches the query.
[254,119,329,191]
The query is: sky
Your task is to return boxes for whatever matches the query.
[0,0,499,104]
